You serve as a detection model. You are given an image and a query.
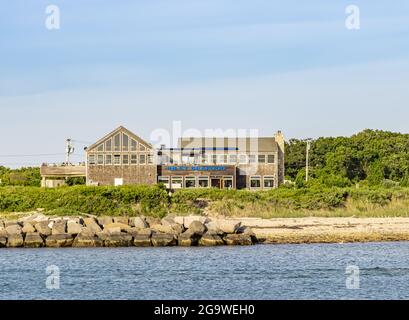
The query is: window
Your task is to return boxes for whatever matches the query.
[122,134,129,151]
[218,155,227,164]
[185,176,196,188]
[130,139,137,151]
[258,155,266,163]
[158,176,170,188]
[147,154,154,164]
[249,155,256,164]
[264,176,275,188]
[198,176,209,188]
[105,154,112,165]
[122,154,129,165]
[114,134,121,151]
[97,154,104,165]
[223,176,233,189]
[239,154,247,164]
[201,154,208,164]
[250,176,261,188]
[114,154,121,165]
[130,154,138,165]
[105,139,112,152]
[212,155,217,164]
[267,155,275,164]
[229,154,237,164]
[97,144,104,152]
[171,177,183,189]
[88,154,96,165]
[140,144,146,151]
[139,154,146,164]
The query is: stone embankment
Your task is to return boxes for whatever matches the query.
[0,214,258,248]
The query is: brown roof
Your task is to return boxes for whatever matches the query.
[178,137,278,153]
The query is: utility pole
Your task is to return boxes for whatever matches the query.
[65,139,74,164]
[305,139,312,182]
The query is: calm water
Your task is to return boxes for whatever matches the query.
[1,242,409,300]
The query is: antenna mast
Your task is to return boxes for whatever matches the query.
[65,139,75,164]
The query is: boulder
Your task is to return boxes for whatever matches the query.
[161,216,175,226]
[5,220,21,228]
[151,233,177,247]
[215,219,241,234]
[5,224,22,236]
[145,216,161,227]
[83,218,102,233]
[45,234,73,247]
[24,233,44,248]
[34,221,52,236]
[188,221,207,236]
[0,237,6,247]
[67,221,83,235]
[133,234,152,247]
[129,217,148,229]
[51,220,67,235]
[78,227,95,237]
[6,234,24,247]
[151,224,175,234]
[224,234,253,246]
[113,217,129,225]
[199,234,225,246]
[97,216,113,227]
[73,235,103,247]
[205,221,225,235]
[236,226,258,243]
[104,233,133,247]
[178,231,199,246]
[181,216,209,229]
[22,223,36,234]
[0,220,5,230]
[127,227,152,237]
[103,222,131,233]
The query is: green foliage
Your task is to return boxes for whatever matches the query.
[0,185,168,216]
[0,166,41,187]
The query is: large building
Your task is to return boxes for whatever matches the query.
[84,126,285,190]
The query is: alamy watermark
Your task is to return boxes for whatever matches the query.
[345,5,360,30]
[45,5,60,30]
[346,265,360,290]
[46,265,60,290]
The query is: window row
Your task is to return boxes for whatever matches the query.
[249,176,275,189]
[159,153,275,165]
[158,176,234,189]
[88,154,153,165]
[96,133,148,152]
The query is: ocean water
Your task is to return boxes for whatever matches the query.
[1,242,409,300]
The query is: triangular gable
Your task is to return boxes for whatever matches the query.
[87,126,152,152]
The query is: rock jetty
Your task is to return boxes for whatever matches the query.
[0,214,258,248]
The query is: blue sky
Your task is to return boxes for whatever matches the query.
[1,0,409,166]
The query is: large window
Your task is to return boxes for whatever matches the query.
[158,176,170,188]
[229,154,237,164]
[218,154,227,164]
[267,155,275,164]
[105,139,112,152]
[212,154,217,164]
[130,139,137,151]
[97,154,104,165]
[130,154,138,165]
[223,176,233,189]
[171,177,183,189]
[122,134,129,151]
[250,176,261,188]
[88,154,96,165]
[97,144,104,152]
[249,155,256,164]
[264,176,275,188]
[105,154,112,165]
[139,154,146,164]
[185,176,196,188]
[113,154,121,165]
[122,154,129,165]
[258,155,266,163]
[198,176,209,188]
[140,144,146,151]
[147,154,154,164]
[114,134,121,151]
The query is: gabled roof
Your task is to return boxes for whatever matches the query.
[87,126,152,152]
[178,137,278,153]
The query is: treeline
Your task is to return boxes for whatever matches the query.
[0,166,41,187]
[285,129,409,188]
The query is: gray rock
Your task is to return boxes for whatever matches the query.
[67,221,83,235]
[133,234,152,247]
[6,234,24,247]
[24,233,44,248]
[73,235,103,247]
[5,224,22,236]
[161,216,175,226]
[199,234,225,246]
[113,217,129,225]
[178,231,199,246]
[130,217,148,229]
[181,216,209,229]
[45,234,73,247]
[104,233,133,247]
[145,216,161,227]
[0,237,6,247]
[78,227,95,237]
[34,221,52,236]
[97,216,113,227]
[215,219,241,234]
[205,221,225,235]
[151,233,177,247]
[5,220,21,228]
[127,227,152,237]
[188,221,207,236]
[51,220,67,235]
[83,218,102,233]
[236,226,258,243]
[224,234,253,246]
[22,223,36,234]
[151,224,175,234]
